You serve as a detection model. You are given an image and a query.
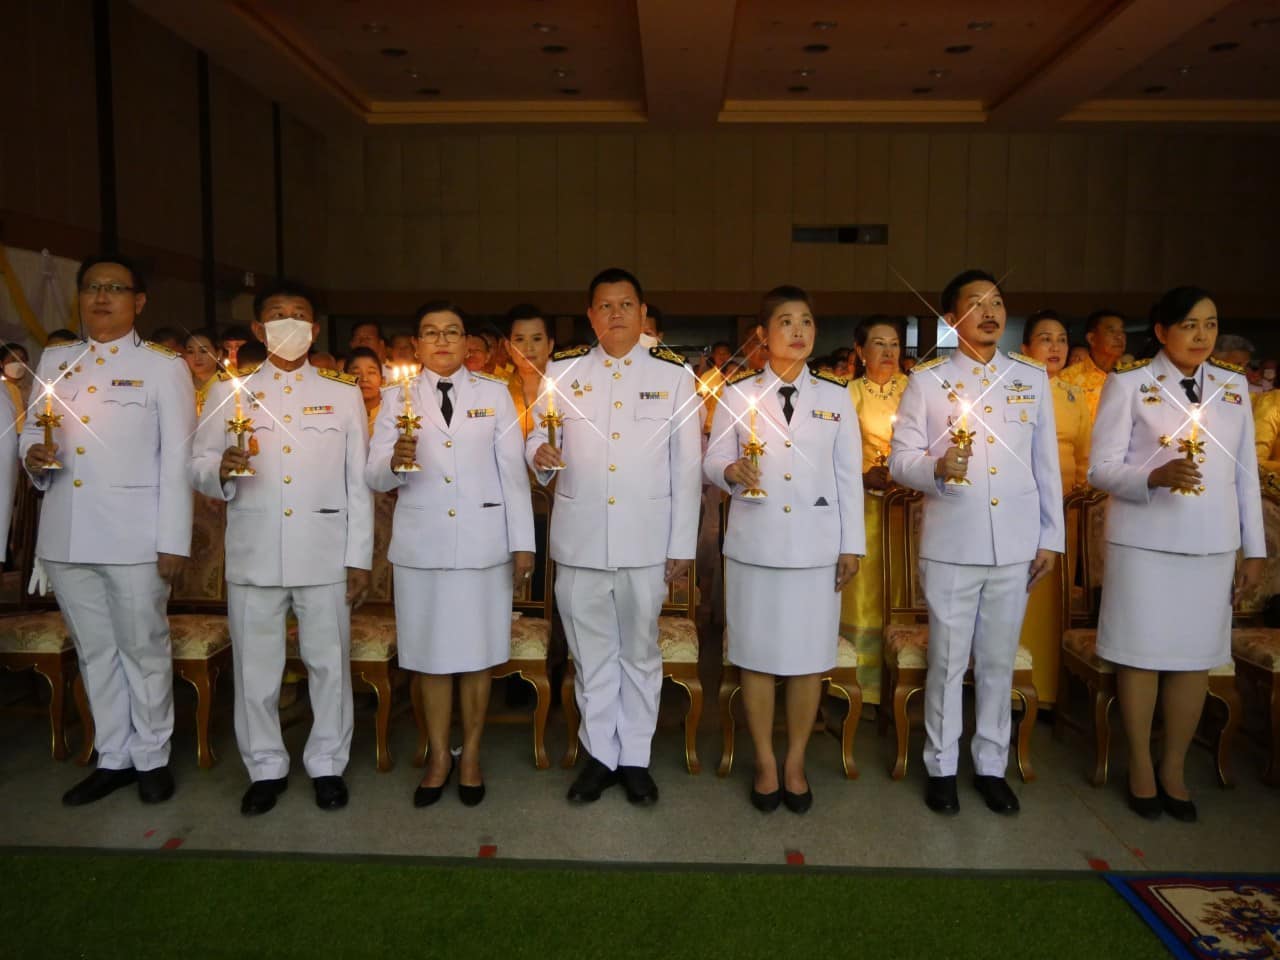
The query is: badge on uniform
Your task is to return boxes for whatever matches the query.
[303,405,334,415]
[812,410,840,421]
[1222,392,1243,405]
[640,391,669,400]
[1004,379,1032,393]
[1142,395,1163,405]
[1006,395,1035,404]
[1140,383,1160,394]
[467,407,494,418]
[110,379,143,387]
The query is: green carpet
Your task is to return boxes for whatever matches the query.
[1,852,1164,958]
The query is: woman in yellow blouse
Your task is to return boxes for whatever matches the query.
[184,329,222,418]
[502,304,554,438]
[839,317,907,704]
[1017,309,1092,704]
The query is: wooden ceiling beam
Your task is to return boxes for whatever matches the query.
[635,0,738,127]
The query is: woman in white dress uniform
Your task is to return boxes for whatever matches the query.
[367,301,535,808]
[705,286,865,813]
[1089,287,1265,822]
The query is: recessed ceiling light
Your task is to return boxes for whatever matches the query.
[552,67,573,79]
[788,85,810,94]
[912,86,933,94]
[1178,65,1193,76]
[416,87,441,96]
[945,44,973,54]
[559,87,580,95]
[803,43,830,54]
[928,68,947,78]
[532,22,557,33]
[380,47,408,57]
[1143,85,1167,94]
[811,20,837,31]
[795,68,815,78]
[361,22,387,34]
[542,44,568,54]
[967,20,994,31]
[1209,41,1240,52]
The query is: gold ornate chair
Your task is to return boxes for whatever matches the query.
[877,487,1040,782]
[1055,489,1242,786]
[409,484,556,770]
[561,563,704,774]
[287,489,400,771]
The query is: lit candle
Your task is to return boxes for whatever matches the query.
[1189,404,1200,442]
[231,376,243,420]
[959,400,971,430]
[43,382,53,419]
[748,396,758,442]
[545,376,558,418]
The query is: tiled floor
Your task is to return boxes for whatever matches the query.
[1,676,1275,873]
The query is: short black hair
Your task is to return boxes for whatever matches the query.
[76,254,147,294]
[711,341,732,353]
[1150,287,1214,331]
[503,303,548,338]
[350,319,384,342]
[45,328,80,345]
[758,285,813,328]
[940,269,999,315]
[854,315,905,349]
[1084,309,1124,335]
[149,326,184,346]
[1021,309,1064,346]
[646,304,664,335]
[185,326,219,346]
[588,267,643,305]
[237,339,268,367]
[344,346,382,373]
[414,300,467,331]
[253,279,321,318]
[1,341,29,362]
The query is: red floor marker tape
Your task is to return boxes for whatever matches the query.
[143,830,155,839]
[1130,848,1145,859]
[162,837,184,851]
[1087,857,1110,871]
[785,850,805,866]
[478,844,497,859]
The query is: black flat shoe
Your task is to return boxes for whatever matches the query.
[313,775,348,811]
[240,777,288,816]
[62,767,137,807]
[973,775,1020,815]
[138,766,175,804]
[619,766,659,806]
[925,775,960,815]
[567,756,619,804]
[1157,781,1197,823]
[414,757,455,808]
[782,787,813,814]
[1127,786,1162,820]
[458,781,486,807]
[750,787,782,812]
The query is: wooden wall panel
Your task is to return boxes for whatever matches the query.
[363,136,402,216]
[281,115,327,287]
[635,134,675,291]
[594,135,636,275]
[556,134,597,290]
[819,133,858,291]
[924,134,968,290]
[210,65,275,276]
[478,135,520,291]
[713,134,753,291]
[401,135,440,216]
[671,133,717,292]
[886,134,929,293]
[790,132,826,291]
[751,134,793,289]
[439,136,480,289]
[852,133,890,292]
[516,136,556,289]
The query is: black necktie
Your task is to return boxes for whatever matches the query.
[1180,377,1199,404]
[778,385,797,424]
[438,381,453,425]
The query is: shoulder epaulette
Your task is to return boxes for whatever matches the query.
[1208,356,1246,375]
[1114,357,1151,374]
[1008,351,1046,370]
[43,339,83,350]
[909,356,947,374]
[650,345,687,367]
[725,367,761,387]
[317,367,358,386]
[471,370,508,384]
[810,367,850,388]
[143,340,181,358]
[216,363,261,381]
[551,345,591,361]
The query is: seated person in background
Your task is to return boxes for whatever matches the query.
[1213,334,1263,396]
[345,346,384,437]
[831,347,852,378]
[640,305,664,348]
[388,331,417,365]
[45,328,80,347]
[1259,357,1277,394]
[502,304,553,438]
[219,324,253,363]
[1066,344,1090,368]
[309,351,340,372]
[1059,310,1127,422]
[464,332,492,373]
[236,339,268,370]
[184,327,223,417]
[150,326,185,355]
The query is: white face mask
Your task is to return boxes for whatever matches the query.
[638,332,659,349]
[3,362,25,381]
[263,317,314,362]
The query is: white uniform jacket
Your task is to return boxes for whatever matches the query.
[525,343,702,570]
[366,367,535,568]
[1088,351,1265,558]
[703,366,866,567]
[20,336,194,563]
[888,349,1065,565]
[189,361,373,587]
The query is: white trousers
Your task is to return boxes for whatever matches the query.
[556,563,666,769]
[920,559,1031,778]
[45,560,173,772]
[227,581,353,780]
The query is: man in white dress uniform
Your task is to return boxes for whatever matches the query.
[888,269,1064,816]
[22,255,194,807]
[527,268,702,805]
[190,280,372,816]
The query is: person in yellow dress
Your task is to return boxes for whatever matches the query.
[839,316,907,705]
[1016,309,1092,705]
[1057,309,1127,423]
[501,304,554,439]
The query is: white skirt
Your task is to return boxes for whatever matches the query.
[393,563,513,674]
[725,558,839,676]
[1095,544,1233,671]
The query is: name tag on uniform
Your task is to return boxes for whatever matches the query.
[639,391,668,400]
[303,405,334,415]
[1006,395,1036,404]
[110,379,143,387]
[1222,392,1243,405]
[467,408,494,418]
[812,410,840,421]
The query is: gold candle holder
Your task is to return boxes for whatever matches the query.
[740,398,767,500]
[540,376,566,471]
[946,401,974,486]
[392,364,423,473]
[35,382,63,470]
[1174,404,1205,497]
[224,346,256,477]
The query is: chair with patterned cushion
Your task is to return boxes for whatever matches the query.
[287,489,400,771]
[561,563,705,774]
[1054,489,1242,786]
[877,487,1040,782]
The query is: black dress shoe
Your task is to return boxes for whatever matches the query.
[1126,786,1163,820]
[413,758,455,808]
[458,781,486,807]
[240,777,288,816]
[925,775,960,815]
[782,787,813,814]
[750,787,782,812]
[62,767,138,807]
[619,766,659,806]
[138,766,175,804]
[1157,781,1197,823]
[313,775,348,811]
[973,775,1020,815]
[567,757,619,803]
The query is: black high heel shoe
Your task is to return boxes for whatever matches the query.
[458,779,486,807]
[750,786,782,812]
[1126,785,1162,820]
[1157,780,1197,823]
[413,757,455,808]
